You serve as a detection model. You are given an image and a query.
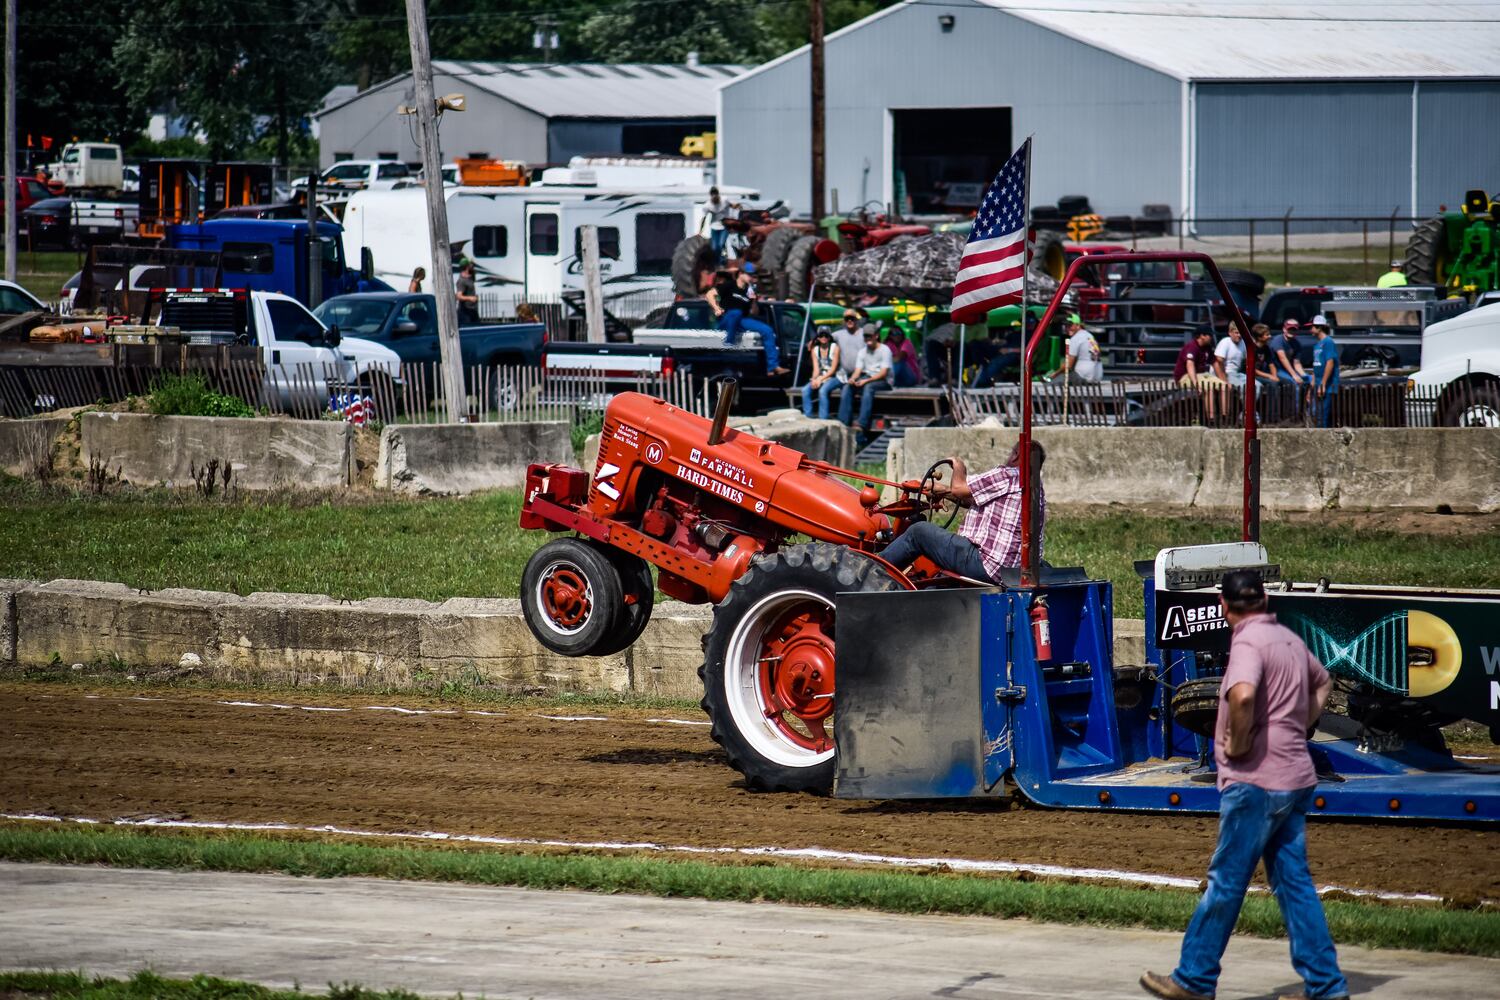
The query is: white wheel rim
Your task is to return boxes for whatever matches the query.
[1459,404,1500,428]
[534,559,594,637]
[722,588,836,769]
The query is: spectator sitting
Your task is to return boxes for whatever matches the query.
[973,321,1022,388]
[1270,320,1308,387]
[922,319,959,386]
[1214,324,1247,387]
[801,326,842,420]
[836,323,893,446]
[1174,329,1224,422]
[707,264,787,376]
[885,326,922,387]
[1046,313,1103,384]
[833,308,866,382]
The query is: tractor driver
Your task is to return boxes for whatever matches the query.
[879,441,1047,584]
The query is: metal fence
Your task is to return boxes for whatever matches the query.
[0,359,711,427]
[949,379,1489,430]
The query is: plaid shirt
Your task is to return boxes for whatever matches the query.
[959,465,1045,580]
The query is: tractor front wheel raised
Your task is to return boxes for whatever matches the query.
[699,543,900,793]
[521,537,624,656]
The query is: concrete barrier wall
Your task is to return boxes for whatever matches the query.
[0,576,1146,698]
[378,421,572,495]
[899,426,1500,513]
[0,417,69,477]
[81,412,353,490]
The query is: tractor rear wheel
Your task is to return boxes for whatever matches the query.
[521,537,624,657]
[784,235,822,302]
[758,225,800,276]
[1170,676,1222,738]
[1031,230,1066,281]
[699,543,901,793]
[1403,217,1448,285]
[671,234,717,297]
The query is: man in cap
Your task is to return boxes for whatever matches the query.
[1047,312,1103,383]
[837,322,893,444]
[1376,259,1408,288]
[1141,570,1347,1000]
[1269,320,1308,388]
[1309,315,1340,428]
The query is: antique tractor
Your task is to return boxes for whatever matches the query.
[1404,188,1499,297]
[519,383,964,791]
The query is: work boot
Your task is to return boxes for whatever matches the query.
[1139,971,1212,1000]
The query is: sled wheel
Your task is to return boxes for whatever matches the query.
[1170,676,1223,738]
[521,537,623,656]
[699,543,900,793]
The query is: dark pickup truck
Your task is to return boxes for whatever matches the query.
[312,292,547,368]
[542,298,805,412]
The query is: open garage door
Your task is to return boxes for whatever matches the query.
[891,107,1011,215]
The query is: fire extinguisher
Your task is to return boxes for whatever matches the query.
[1030,594,1053,662]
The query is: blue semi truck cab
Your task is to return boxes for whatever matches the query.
[164,218,384,305]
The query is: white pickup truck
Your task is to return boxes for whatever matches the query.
[154,289,401,408]
[1408,301,1500,426]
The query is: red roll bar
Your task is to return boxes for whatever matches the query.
[1018,252,1259,587]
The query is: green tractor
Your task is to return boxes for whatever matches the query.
[1404,189,1500,297]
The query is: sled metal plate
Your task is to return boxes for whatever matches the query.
[833,588,991,799]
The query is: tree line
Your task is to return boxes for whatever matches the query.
[17,0,889,164]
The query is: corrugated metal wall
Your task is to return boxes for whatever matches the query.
[317,75,548,168]
[1416,81,1500,216]
[719,1,1181,217]
[1194,82,1412,229]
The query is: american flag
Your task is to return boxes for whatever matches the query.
[951,139,1031,324]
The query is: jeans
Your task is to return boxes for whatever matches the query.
[892,362,919,388]
[709,228,727,262]
[720,310,781,371]
[837,377,891,431]
[1316,389,1336,427]
[801,376,841,419]
[1174,783,1348,999]
[879,521,993,582]
[974,352,1019,388]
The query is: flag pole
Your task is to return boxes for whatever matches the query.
[1017,135,1041,586]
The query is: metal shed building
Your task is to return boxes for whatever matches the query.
[718,1,1500,227]
[315,61,743,169]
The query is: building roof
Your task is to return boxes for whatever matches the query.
[973,1,1500,82]
[730,1,1500,86]
[318,62,746,120]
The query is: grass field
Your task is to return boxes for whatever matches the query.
[1,824,1494,957]
[0,971,429,1000]
[2,476,1497,619]
[1,249,82,303]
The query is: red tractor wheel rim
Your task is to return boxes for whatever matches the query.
[539,563,592,632]
[756,606,836,753]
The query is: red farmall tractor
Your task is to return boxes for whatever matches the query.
[519,383,963,792]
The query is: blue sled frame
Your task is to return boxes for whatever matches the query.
[832,580,1500,823]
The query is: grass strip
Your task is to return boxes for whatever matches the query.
[0,969,429,999]
[2,824,1495,957]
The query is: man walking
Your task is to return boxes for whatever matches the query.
[1141,570,1348,1000]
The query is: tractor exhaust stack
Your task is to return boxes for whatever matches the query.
[707,378,738,446]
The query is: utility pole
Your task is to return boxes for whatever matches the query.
[405,0,466,423]
[4,0,16,283]
[305,171,321,309]
[533,15,560,65]
[580,224,604,344]
[809,0,825,224]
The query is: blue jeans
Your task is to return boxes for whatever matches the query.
[1174,783,1347,999]
[710,228,727,262]
[892,362,919,388]
[1316,389,1336,427]
[974,352,1019,388]
[720,310,781,372]
[879,521,992,582]
[836,377,891,431]
[801,376,841,419]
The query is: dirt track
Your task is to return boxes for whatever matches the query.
[2,684,1495,901]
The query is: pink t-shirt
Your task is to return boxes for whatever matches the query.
[1214,613,1326,791]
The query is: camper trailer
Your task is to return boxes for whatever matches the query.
[341,181,758,308]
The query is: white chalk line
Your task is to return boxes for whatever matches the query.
[0,812,1447,905]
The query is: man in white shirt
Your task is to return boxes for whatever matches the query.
[837,323,893,443]
[701,187,733,263]
[1214,325,1247,387]
[833,309,867,380]
[1047,313,1103,383]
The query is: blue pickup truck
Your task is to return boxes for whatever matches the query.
[312,292,546,368]
[165,218,384,305]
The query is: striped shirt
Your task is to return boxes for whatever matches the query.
[959,465,1045,580]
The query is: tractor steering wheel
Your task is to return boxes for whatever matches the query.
[920,459,959,530]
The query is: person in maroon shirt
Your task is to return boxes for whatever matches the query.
[1173,330,1222,422]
